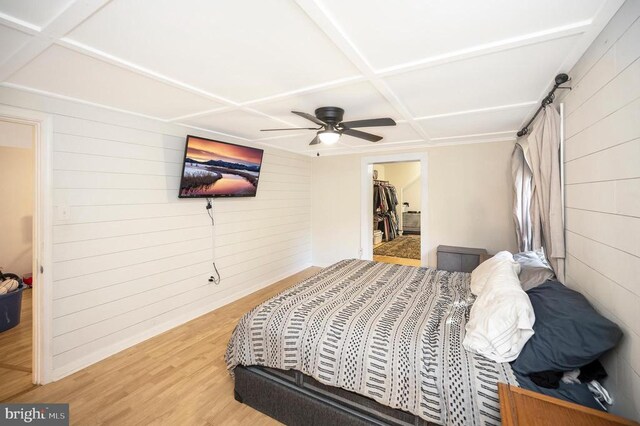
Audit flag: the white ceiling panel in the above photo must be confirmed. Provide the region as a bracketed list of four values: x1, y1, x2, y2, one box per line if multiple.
[320, 0, 607, 70]
[249, 81, 400, 127]
[339, 122, 422, 146]
[304, 144, 356, 155]
[0, 24, 32, 65]
[180, 109, 296, 140]
[430, 133, 515, 146]
[342, 140, 431, 153]
[384, 35, 580, 118]
[0, 0, 622, 156]
[66, 0, 360, 103]
[365, 140, 430, 151]
[7, 45, 225, 119]
[257, 134, 315, 152]
[0, 0, 74, 27]
[417, 104, 534, 138]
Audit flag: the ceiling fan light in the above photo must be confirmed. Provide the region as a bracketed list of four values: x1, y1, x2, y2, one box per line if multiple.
[318, 130, 340, 145]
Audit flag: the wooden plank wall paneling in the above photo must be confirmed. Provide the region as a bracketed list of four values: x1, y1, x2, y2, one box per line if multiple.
[560, 1, 640, 421]
[0, 86, 312, 379]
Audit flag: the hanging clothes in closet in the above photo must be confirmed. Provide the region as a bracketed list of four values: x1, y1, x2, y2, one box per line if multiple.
[373, 180, 399, 241]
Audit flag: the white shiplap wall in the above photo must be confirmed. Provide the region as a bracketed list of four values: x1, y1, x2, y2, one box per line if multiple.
[0, 86, 312, 379]
[561, 1, 640, 420]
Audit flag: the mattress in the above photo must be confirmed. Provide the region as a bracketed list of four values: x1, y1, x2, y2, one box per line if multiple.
[226, 259, 518, 425]
[234, 365, 432, 425]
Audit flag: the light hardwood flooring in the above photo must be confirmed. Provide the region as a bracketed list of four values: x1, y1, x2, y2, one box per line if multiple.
[0, 287, 35, 401]
[372, 255, 421, 267]
[9, 268, 322, 425]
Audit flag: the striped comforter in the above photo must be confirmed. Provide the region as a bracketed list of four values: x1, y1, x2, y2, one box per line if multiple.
[226, 259, 518, 425]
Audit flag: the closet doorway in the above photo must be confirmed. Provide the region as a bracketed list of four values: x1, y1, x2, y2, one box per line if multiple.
[360, 153, 428, 267]
[0, 105, 54, 391]
[0, 119, 37, 400]
[372, 161, 421, 266]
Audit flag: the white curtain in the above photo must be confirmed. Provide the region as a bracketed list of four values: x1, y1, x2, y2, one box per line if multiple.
[512, 106, 565, 282]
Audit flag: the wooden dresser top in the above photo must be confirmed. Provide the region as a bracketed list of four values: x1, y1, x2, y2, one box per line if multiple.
[498, 383, 639, 426]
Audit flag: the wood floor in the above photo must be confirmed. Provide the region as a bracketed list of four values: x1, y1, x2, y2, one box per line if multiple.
[372, 255, 421, 267]
[0, 287, 35, 401]
[8, 268, 322, 425]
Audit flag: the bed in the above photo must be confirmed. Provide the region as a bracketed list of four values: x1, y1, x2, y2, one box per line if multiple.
[226, 259, 518, 425]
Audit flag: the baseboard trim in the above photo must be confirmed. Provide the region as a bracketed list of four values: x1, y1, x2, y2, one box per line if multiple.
[51, 262, 313, 381]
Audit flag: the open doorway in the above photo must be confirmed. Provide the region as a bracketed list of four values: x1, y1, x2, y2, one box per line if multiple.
[0, 119, 37, 400]
[361, 152, 428, 267]
[372, 161, 421, 266]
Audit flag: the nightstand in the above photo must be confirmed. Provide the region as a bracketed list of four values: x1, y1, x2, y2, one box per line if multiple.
[498, 383, 639, 426]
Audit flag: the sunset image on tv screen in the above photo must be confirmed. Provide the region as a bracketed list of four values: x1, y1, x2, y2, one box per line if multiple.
[179, 136, 264, 198]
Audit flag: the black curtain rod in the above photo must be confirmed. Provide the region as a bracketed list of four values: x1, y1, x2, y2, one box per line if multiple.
[517, 73, 571, 137]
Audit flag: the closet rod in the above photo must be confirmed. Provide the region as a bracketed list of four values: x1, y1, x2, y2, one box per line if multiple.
[517, 73, 571, 137]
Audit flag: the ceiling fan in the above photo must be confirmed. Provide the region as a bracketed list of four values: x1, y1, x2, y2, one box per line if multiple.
[260, 107, 396, 145]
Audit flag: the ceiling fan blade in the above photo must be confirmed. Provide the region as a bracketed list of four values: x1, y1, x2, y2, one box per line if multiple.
[309, 135, 321, 145]
[342, 128, 383, 142]
[340, 118, 396, 128]
[292, 111, 326, 126]
[260, 127, 320, 131]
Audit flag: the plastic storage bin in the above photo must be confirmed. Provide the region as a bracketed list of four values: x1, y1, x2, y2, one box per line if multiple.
[373, 230, 383, 245]
[0, 283, 25, 333]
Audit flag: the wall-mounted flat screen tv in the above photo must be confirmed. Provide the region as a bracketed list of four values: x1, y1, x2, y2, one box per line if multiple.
[178, 135, 264, 198]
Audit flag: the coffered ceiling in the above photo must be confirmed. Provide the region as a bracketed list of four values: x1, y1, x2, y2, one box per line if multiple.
[0, 0, 623, 155]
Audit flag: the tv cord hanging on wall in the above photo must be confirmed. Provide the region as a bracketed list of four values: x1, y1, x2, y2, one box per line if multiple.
[206, 197, 221, 285]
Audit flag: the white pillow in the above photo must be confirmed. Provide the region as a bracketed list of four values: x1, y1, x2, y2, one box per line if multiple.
[463, 259, 535, 362]
[470, 251, 517, 295]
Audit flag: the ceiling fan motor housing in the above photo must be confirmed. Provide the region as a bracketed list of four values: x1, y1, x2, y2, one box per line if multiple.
[315, 106, 344, 124]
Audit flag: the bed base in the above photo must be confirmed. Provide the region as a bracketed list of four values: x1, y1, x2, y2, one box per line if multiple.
[234, 366, 433, 426]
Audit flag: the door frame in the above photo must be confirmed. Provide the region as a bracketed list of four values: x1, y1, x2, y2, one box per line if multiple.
[360, 152, 428, 266]
[0, 105, 54, 384]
